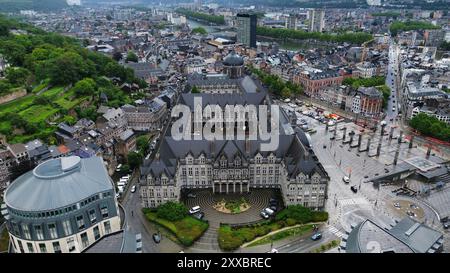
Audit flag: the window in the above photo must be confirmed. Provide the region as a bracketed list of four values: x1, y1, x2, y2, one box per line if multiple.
[34, 225, 44, 240]
[93, 226, 100, 241]
[27, 242, 34, 253]
[100, 205, 109, 218]
[67, 237, 75, 252]
[48, 223, 58, 239]
[39, 243, 47, 253]
[62, 220, 72, 236]
[104, 221, 111, 235]
[76, 215, 85, 230]
[22, 224, 31, 240]
[52, 242, 61, 253]
[80, 232, 89, 249]
[89, 209, 97, 223]
[17, 240, 24, 253]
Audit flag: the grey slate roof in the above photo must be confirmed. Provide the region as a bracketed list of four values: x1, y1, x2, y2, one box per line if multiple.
[5, 156, 113, 212]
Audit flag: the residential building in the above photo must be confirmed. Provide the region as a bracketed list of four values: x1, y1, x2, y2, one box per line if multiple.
[293, 69, 343, 98]
[308, 9, 325, 33]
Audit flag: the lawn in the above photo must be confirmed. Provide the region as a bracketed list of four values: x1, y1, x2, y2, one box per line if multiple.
[143, 210, 209, 246]
[246, 224, 314, 247]
[0, 94, 35, 114]
[54, 89, 87, 110]
[19, 104, 60, 124]
[0, 228, 9, 253]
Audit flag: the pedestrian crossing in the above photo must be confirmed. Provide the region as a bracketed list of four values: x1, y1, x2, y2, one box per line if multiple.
[338, 197, 369, 206]
[328, 226, 345, 238]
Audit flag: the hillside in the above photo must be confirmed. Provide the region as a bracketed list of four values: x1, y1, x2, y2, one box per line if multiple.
[0, 15, 145, 144]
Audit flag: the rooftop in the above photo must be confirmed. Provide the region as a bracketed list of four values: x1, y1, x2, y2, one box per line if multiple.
[5, 156, 114, 212]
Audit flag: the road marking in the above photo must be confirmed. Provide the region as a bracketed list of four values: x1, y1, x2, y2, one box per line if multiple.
[328, 226, 345, 238]
[338, 197, 370, 206]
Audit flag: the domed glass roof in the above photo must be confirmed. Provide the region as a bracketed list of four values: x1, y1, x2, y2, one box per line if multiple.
[223, 51, 244, 66]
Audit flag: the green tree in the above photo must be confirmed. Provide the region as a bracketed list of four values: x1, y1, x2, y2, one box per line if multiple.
[0, 80, 12, 94]
[127, 151, 143, 169]
[0, 40, 26, 66]
[5, 67, 30, 86]
[73, 78, 97, 97]
[48, 51, 90, 85]
[136, 135, 149, 154]
[281, 86, 292, 98]
[126, 51, 138, 63]
[156, 201, 187, 221]
[191, 27, 207, 35]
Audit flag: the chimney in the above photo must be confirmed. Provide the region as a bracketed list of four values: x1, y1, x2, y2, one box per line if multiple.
[210, 141, 215, 157]
[245, 138, 251, 155]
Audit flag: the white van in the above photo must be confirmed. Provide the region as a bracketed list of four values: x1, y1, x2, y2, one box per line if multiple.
[189, 206, 201, 214]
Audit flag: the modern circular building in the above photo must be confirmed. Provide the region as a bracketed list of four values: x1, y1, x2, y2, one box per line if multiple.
[1, 156, 121, 253]
[223, 51, 244, 79]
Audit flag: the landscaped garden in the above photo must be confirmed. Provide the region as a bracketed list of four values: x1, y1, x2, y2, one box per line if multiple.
[142, 202, 209, 247]
[218, 205, 328, 251]
[213, 197, 250, 214]
[245, 224, 314, 247]
[310, 239, 341, 253]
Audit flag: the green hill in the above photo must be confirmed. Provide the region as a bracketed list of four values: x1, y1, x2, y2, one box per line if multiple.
[0, 15, 144, 144]
[0, 0, 68, 12]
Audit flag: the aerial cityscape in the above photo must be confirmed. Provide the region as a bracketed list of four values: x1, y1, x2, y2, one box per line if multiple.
[0, 0, 449, 257]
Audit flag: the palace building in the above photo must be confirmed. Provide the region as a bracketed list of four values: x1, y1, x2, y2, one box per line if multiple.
[139, 59, 330, 211]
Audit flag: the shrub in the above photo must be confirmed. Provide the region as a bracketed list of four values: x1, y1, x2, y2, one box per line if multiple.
[156, 201, 187, 222]
[286, 218, 297, 226]
[275, 205, 313, 224]
[312, 211, 329, 222]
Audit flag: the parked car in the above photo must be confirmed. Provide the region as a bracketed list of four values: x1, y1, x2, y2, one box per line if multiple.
[131, 185, 136, 193]
[342, 176, 350, 184]
[311, 233, 322, 241]
[115, 164, 122, 172]
[443, 221, 450, 229]
[350, 186, 358, 193]
[189, 206, 201, 214]
[187, 193, 197, 198]
[152, 233, 161, 243]
[193, 212, 205, 220]
[269, 198, 278, 206]
[260, 210, 269, 219]
[269, 205, 277, 212]
[264, 207, 275, 216]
